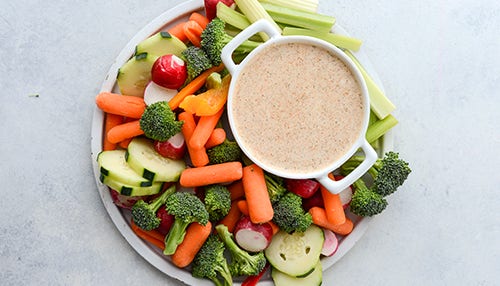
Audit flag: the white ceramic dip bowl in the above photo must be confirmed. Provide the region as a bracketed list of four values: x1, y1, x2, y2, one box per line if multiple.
[222, 20, 377, 194]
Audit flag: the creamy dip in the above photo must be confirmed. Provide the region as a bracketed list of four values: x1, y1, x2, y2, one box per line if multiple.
[230, 42, 365, 175]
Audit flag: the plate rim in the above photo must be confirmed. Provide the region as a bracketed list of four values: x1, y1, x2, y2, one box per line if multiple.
[90, 0, 392, 284]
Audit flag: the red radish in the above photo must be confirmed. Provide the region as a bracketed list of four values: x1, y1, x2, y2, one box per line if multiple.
[339, 185, 353, 209]
[144, 81, 178, 106]
[321, 228, 339, 257]
[151, 54, 187, 89]
[154, 132, 186, 160]
[302, 189, 324, 211]
[156, 206, 175, 235]
[285, 178, 320, 198]
[109, 189, 146, 209]
[204, 0, 235, 20]
[234, 216, 273, 252]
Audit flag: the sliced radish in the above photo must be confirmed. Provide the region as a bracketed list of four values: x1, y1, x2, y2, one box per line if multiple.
[285, 178, 320, 198]
[339, 185, 353, 209]
[234, 216, 273, 252]
[321, 228, 339, 257]
[154, 132, 186, 160]
[109, 189, 146, 209]
[302, 189, 324, 211]
[204, 0, 235, 20]
[156, 205, 175, 235]
[144, 81, 178, 106]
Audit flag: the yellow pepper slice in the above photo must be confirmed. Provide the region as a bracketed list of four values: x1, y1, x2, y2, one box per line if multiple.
[180, 75, 231, 116]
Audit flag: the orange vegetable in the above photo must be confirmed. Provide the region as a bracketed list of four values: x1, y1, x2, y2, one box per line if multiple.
[179, 75, 231, 116]
[103, 113, 123, 150]
[169, 64, 225, 111]
[167, 22, 188, 42]
[107, 120, 144, 144]
[308, 207, 354, 235]
[118, 137, 132, 149]
[189, 108, 224, 150]
[219, 201, 243, 233]
[130, 220, 165, 250]
[242, 164, 274, 224]
[183, 20, 204, 47]
[320, 175, 346, 226]
[268, 221, 280, 235]
[204, 128, 227, 149]
[237, 200, 249, 216]
[171, 221, 212, 268]
[227, 180, 245, 201]
[189, 12, 210, 29]
[178, 112, 209, 167]
[95, 92, 146, 118]
[179, 161, 243, 187]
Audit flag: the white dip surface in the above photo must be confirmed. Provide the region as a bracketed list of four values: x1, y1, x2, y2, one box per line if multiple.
[231, 42, 365, 175]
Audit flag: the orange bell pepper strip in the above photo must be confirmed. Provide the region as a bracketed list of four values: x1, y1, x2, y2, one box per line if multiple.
[179, 75, 231, 116]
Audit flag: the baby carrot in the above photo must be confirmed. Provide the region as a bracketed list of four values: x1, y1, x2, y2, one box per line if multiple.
[118, 137, 132, 149]
[130, 220, 165, 250]
[189, 12, 210, 29]
[171, 221, 212, 268]
[242, 164, 273, 224]
[237, 200, 249, 216]
[103, 113, 123, 150]
[169, 64, 225, 111]
[219, 200, 243, 233]
[268, 221, 280, 235]
[178, 112, 209, 167]
[95, 92, 146, 118]
[107, 120, 144, 144]
[179, 161, 243, 187]
[227, 180, 245, 201]
[204, 128, 226, 149]
[183, 20, 203, 47]
[309, 207, 354, 236]
[320, 175, 346, 226]
[167, 22, 188, 42]
[189, 108, 224, 150]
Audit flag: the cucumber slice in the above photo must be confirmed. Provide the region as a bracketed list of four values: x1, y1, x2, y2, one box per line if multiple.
[117, 52, 156, 97]
[135, 31, 187, 59]
[264, 224, 324, 277]
[100, 174, 164, 196]
[97, 150, 152, 187]
[126, 137, 186, 182]
[271, 261, 322, 286]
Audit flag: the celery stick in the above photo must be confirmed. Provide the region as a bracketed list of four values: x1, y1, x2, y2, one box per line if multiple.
[282, 27, 362, 52]
[216, 2, 251, 30]
[261, 3, 335, 33]
[344, 50, 396, 119]
[259, 0, 318, 13]
[366, 114, 398, 143]
[234, 0, 282, 40]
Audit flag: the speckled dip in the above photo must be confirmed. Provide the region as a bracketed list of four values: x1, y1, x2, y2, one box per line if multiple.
[222, 20, 378, 194]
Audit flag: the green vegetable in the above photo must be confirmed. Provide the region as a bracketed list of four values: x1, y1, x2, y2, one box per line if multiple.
[181, 46, 213, 83]
[366, 114, 398, 144]
[264, 173, 287, 204]
[234, 0, 281, 40]
[215, 224, 267, 276]
[341, 151, 411, 216]
[205, 72, 223, 90]
[282, 27, 363, 52]
[163, 192, 209, 255]
[204, 184, 232, 222]
[192, 235, 233, 286]
[272, 192, 312, 233]
[139, 101, 183, 141]
[260, 0, 319, 13]
[130, 185, 176, 231]
[116, 52, 156, 97]
[207, 139, 242, 164]
[216, 2, 251, 30]
[200, 18, 261, 66]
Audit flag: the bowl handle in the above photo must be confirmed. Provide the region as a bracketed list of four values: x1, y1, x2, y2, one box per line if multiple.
[317, 140, 378, 194]
[221, 19, 281, 74]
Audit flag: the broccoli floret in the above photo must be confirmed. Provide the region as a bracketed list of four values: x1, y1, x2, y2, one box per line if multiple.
[131, 185, 176, 230]
[272, 192, 312, 233]
[163, 192, 209, 255]
[192, 235, 233, 286]
[349, 179, 388, 217]
[264, 173, 287, 204]
[200, 18, 261, 66]
[140, 101, 183, 141]
[343, 151, 411, 197]
[207, 139, 242, 164]
[215, 224, 267, 276]
[204, 185, 232, 222]
[181, 46, 213, 82]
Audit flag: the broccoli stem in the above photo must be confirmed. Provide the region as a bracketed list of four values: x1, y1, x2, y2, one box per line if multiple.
[366, 114, 398, 144]
[150, 185, 176, 212]
[163, 220, 189, 255]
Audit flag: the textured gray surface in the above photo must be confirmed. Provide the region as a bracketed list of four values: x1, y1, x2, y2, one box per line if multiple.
[1, 0, 499, 285]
